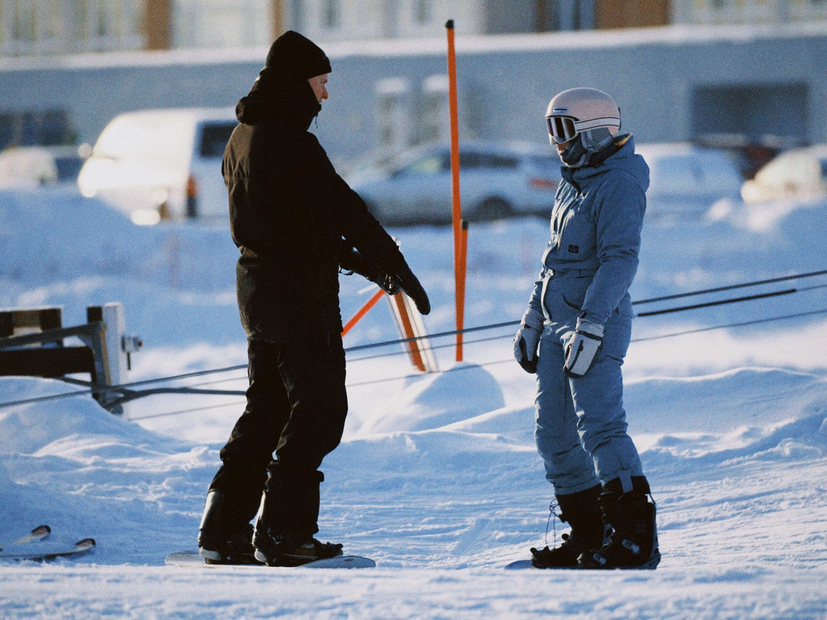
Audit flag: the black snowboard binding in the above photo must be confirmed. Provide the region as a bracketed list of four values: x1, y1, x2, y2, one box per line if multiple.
[252, 465, 343, 567]
[252, 526, 343, 567]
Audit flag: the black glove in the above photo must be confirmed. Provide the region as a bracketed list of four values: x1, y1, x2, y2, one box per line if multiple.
[394, 262, 431, 315]
[513, 307, 543, 374]
[340, 244, 400, 294]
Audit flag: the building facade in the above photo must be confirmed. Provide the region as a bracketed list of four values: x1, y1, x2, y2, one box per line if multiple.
[3, 1, 823, 59]
[672, 0, 827, 25]
[0, 1, 825, 157]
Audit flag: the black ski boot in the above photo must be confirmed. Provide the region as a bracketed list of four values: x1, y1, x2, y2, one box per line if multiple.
[530, 484, 606, 568]
[252, 465, 343, 567]
[198, 490, 260, 565]
[577, 477, 661, 570]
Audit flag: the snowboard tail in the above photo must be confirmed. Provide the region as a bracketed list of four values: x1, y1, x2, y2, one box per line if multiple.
[166, 550, 375, 569]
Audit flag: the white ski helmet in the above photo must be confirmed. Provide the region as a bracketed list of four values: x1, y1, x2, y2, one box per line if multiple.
[545, 87, 621, 146]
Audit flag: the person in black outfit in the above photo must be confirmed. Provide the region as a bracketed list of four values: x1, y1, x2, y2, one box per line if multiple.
[198, 31, 430, 567]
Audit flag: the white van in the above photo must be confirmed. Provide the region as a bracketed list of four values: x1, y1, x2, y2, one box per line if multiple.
[78, 108, 237, 225]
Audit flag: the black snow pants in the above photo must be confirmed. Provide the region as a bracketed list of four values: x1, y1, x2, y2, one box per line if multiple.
[208, 333, 348, 535]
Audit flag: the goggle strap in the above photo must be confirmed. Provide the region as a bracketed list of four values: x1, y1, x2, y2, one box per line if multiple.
[575, 117, 621, 132]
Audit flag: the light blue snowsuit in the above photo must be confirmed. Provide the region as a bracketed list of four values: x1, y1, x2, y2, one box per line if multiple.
[528, 135, 649, 495]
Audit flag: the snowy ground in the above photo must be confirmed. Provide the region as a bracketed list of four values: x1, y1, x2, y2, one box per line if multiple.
[1, 185, 827, 618]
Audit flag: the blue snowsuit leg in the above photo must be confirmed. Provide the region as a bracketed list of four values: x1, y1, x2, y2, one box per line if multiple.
[535, 277, 644, 495]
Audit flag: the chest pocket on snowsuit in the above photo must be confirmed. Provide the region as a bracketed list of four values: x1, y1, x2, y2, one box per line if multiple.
[552, 189, 596, 263]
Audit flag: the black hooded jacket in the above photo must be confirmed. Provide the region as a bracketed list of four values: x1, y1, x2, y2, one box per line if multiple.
[224, 67, 404, 343]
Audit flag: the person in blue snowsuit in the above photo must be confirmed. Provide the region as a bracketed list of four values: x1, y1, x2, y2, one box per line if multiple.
[513, 87, 660, 570]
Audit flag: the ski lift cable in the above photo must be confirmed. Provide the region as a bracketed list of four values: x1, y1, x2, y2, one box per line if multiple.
[631, 268, 827, 306]
[130, 398, 246, 421]
[105, 305, 827, 422]
[2, 270, 827, 411]
[2, 297, 826, 411]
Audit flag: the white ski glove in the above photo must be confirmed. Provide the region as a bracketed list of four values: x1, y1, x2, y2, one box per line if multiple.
[564, 317, 604, 377]
[513, 307, 544, 374]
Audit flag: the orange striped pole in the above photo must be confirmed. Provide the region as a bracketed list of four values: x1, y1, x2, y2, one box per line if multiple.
[341, 288, 385, 337]
[392, 294, 427, 372]
[446, 19, 466, 362]
[457, 221, 468, 361]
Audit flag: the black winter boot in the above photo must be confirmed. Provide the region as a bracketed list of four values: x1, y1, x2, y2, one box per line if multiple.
[198, 490, 260, 564]
[578, 477, 661, 570]
[530, 484, 606, 568]
[252, 465, 343, 567]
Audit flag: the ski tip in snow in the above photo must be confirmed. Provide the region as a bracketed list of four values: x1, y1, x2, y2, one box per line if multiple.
[504, 559, 535, 570]
[0, 534, 95, 562]
[16, 525, 52, 545]
[0, 524, 53, 551]
[166, 551, 376, 569]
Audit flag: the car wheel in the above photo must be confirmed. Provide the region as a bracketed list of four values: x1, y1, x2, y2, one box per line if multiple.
[472, 197, 512, 221]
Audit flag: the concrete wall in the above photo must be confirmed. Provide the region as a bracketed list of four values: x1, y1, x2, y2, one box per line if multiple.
[0, 24, 824, 163]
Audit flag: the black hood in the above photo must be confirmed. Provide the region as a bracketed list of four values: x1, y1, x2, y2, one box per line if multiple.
[236, 31, 331, 129]
[265, 30, 331, 82]
[236, 66, 321, 129]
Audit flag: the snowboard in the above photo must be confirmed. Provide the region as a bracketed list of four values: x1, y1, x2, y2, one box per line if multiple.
[166, 550, 375, 569]
[0, 525, 95, 562]
[504, 559, 535, 570]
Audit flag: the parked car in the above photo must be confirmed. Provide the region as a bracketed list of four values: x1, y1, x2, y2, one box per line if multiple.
[77, 108, 237, 225]
[635, 143, 745, 220]
[344, 142, 561, 225]
[0, 145, 89, 189]
[740, 145, 827, 203]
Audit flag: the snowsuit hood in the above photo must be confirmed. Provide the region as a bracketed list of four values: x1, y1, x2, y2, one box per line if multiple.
[562, 134, 649, 195]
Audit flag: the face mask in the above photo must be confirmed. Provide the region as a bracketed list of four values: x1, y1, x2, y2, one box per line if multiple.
[558, 129, 614, 168]
[558, 137, 589, 168]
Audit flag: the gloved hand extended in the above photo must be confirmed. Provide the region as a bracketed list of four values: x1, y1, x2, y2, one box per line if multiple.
[394, 262, 431, 315]
[513, 307, 544, 374]
[371, 271, 401, 295]
[564, 317, 604, 377]
[339, 245, 401, 295]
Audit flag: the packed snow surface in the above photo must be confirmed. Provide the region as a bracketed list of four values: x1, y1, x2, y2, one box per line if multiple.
[1, 185, 827, 618]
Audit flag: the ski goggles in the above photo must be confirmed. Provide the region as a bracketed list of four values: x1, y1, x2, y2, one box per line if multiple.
[546, 115, 621, 144]
[546, 115, 578, 145]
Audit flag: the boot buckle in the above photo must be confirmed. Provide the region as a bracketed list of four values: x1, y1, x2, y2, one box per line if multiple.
[621, 539, 641, 555]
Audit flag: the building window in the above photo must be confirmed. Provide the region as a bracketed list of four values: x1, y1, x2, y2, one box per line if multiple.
[96, 1, 109, 37]
[414, 0, 432, 24]
[322, 0, 339, 29]
[42, 0, 64, 43]
[12, 1, 36, 43]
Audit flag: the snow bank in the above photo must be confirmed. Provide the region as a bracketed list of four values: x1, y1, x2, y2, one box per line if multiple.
[2, 186, 827, 616]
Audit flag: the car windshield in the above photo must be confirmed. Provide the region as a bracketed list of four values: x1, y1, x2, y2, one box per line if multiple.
[54, 155, 85, 182]
[396, 153, 449, 176]
[460, 152, 519, 170]
[199, 122, 237, 157]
